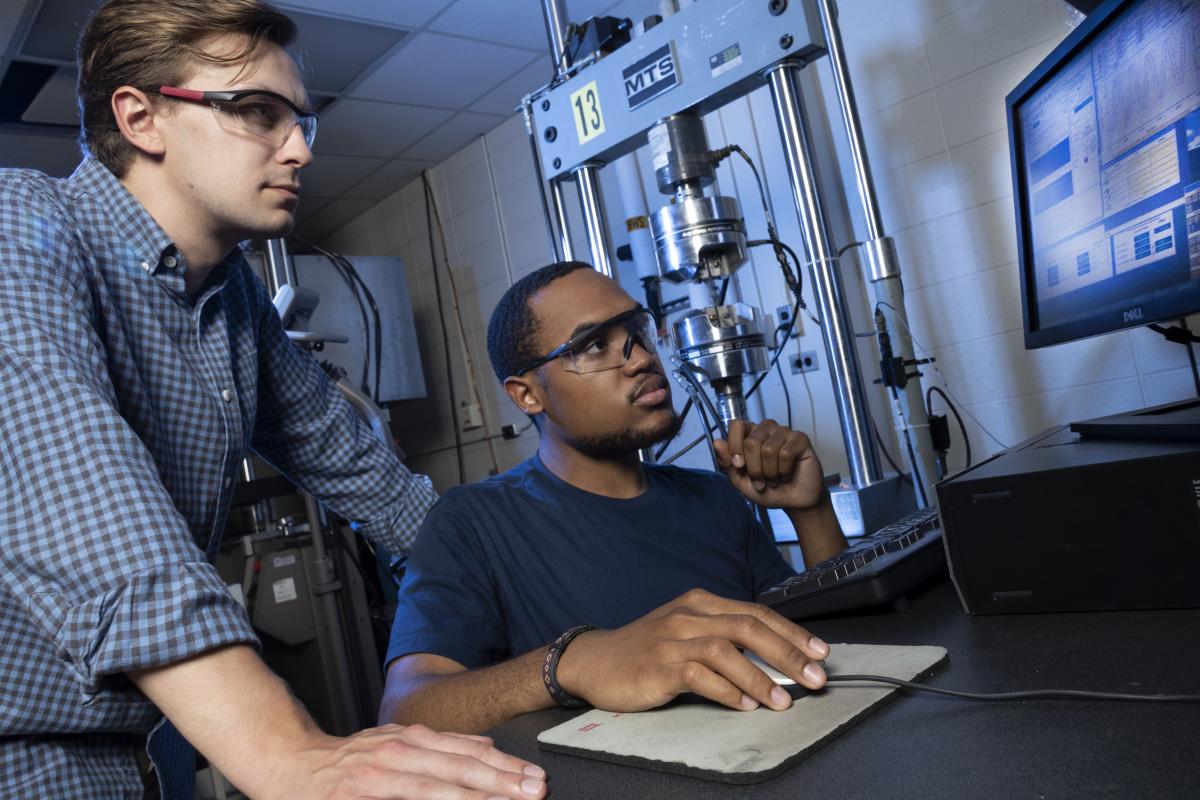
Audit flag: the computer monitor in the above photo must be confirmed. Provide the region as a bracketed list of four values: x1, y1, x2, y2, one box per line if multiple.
[1008, 0, 1200, 350]
[1007, 0, 1200, 440]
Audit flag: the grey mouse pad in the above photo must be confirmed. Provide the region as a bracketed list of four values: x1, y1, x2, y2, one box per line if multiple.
[537, 642, 948, 784]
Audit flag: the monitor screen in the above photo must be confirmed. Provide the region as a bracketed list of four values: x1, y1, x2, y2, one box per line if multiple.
[1010, 0, 1200, 348]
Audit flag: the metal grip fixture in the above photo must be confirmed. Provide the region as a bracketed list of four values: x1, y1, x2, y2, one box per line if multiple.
[672, 303, 770, 429]
[648, 113, 749, 283]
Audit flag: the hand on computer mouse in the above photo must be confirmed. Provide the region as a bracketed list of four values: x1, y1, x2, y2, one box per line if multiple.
[555, 588, 829, 714]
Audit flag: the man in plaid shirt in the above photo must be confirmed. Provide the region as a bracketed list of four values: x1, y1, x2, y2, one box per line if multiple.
[0, 1, 547, 798]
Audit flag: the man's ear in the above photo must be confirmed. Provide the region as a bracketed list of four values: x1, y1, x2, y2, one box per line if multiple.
[503, 375, 545, 420]
[111, 86, 167, 158]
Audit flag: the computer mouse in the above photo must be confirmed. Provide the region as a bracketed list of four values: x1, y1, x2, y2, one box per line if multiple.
[743, 651, 812, 700]
[743, 651, 795, 685]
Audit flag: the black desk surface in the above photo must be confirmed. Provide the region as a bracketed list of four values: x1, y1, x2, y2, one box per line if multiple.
[489, 578, 1200, 798]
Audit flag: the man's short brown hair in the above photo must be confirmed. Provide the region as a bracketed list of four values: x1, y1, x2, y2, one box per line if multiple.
[77, 0, 297, 176]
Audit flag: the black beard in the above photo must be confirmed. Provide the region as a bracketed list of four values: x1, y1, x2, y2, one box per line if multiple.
[568, 410, 684, 458]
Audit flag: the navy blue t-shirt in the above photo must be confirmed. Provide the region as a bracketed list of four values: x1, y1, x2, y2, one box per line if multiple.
[386, 455, 796, 669]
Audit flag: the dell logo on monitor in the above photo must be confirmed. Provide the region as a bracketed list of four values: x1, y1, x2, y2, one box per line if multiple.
[1123, 307, 1144, 323]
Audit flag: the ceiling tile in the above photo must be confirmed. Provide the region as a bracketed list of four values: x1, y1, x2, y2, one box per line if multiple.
[295, 195, 335, 225]
[1, 0, 34, 58]
[0, 131, 80, 175]
[279, 0, 448, 28]
[349, 32, 534, 108]
[401, 110, 506, 162]
[429, 0, 550, 52]
[302, 153, 386, 197]
[287, 10, 408, 95]
[18, 0, 93, 63]
[344, 158, 431, 200]
[315, 99, 452, 158]
[21, 66, 77, 125]
[467, 57, 547, 116]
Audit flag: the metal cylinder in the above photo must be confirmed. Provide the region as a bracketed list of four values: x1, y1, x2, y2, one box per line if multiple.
[548, 179, 575, 262]
[713, 378, 749, 428]
[814, 0, 883, 241]
[542, 0, 572, 76]
[574, 162, 614, 277]
[648, 114, 715, 195]
[765, 60, 883, 488]
[814, 0, 938, 506]
[264, 238, 296, 296]
[651, 195, 748, 282]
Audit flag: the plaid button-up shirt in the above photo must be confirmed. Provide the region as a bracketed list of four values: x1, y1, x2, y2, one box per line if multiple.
[0, 159, 437, 798]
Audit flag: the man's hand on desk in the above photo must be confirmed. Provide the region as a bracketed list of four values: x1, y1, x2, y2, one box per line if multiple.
[278, 724, 547, 800]
[130, 645, 547, 800]
[556, 588, 829, 713]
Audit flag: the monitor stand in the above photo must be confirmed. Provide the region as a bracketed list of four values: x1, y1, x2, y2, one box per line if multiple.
[1069, 397, 1200, 441]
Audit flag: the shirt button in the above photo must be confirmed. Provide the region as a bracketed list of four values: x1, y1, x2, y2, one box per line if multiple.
[221, 388, 233, 402]
[224, 476, 233, 489]
[141, 261, 151, 272]
[164, 255, 178, 268]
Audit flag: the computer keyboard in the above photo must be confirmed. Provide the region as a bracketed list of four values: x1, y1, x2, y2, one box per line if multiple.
[759, 506, 945, 620]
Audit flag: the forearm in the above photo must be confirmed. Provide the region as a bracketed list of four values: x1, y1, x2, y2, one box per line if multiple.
[130, 644, 326, 800]
[785, 489, 847, 566]
[381, 648, 555, 734]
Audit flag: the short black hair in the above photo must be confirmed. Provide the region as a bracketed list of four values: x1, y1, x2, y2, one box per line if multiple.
[486, 261, 592, 382]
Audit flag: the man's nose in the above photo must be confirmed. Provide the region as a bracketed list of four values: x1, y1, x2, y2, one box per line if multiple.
[278, 122, 313, 168]
[622, 335, 657, 372]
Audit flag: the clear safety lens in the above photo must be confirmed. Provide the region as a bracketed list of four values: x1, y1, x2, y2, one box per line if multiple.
[214, 93, 316, 149]
[561, 310, 657, 374]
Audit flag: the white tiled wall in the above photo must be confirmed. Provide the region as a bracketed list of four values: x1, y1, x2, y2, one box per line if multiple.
[320, 0, 1199, 494]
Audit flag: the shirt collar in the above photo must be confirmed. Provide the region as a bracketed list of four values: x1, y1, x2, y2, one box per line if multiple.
[66, 158, 241, 299]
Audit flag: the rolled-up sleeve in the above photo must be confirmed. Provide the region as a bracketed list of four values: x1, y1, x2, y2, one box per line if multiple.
[0, 182, 257, 697]
[246, 277, 437, 553]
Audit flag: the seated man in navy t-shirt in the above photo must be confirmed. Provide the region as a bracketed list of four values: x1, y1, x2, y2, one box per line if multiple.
[380, 261, 848, 733]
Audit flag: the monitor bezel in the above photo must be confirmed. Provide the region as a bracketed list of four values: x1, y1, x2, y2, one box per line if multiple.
[1007, 0, 1200, 349]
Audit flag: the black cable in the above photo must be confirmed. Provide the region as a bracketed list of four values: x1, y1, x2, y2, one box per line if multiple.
[675, 362, 728, 440]
[332, 252, 383, 403]
[339, 255, 382, 403]
[825, 674, 1200, 703]
[744, 296, 800, 400]
[717, 277, 730, 304]
[292, 242, 372, 395]
[772, 323, 793, 431]
[926, 384, 972, 469]
[1148, 318, 1200, 397]
[748, 238, 821, 327]
[719, 144, 806, 312]
[422, 172, 465, 485]
[548, 24, 583, 86]
[654, 398, 692, 461]
[660, 296, 801, 466]
[685, 377, 721, 470]
[662, 429, 707, 465]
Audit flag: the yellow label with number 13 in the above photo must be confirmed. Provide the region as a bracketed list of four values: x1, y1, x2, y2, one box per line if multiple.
[570, 81, 606, 145]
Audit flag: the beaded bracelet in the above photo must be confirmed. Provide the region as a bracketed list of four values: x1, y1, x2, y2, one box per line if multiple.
[542, 624, 597, 708]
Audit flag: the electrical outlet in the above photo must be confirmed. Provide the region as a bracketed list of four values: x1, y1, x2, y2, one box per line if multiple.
[775, 304, 801, 338]
[790, 350, 819, 374]
[459, 400, 483, 431]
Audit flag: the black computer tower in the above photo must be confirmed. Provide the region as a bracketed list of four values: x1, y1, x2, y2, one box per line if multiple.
[935, 425, 1200, 614]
